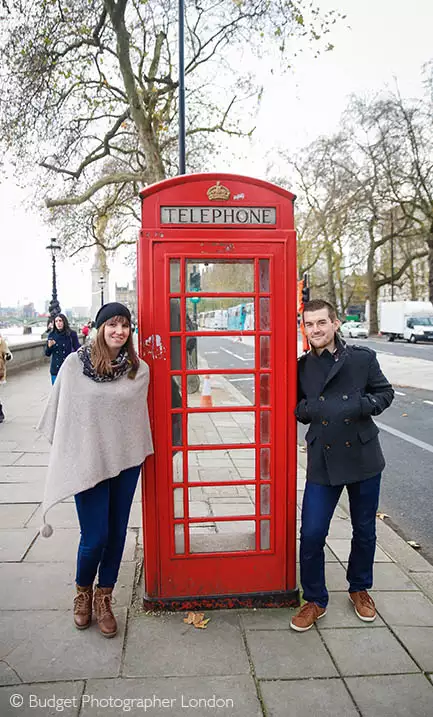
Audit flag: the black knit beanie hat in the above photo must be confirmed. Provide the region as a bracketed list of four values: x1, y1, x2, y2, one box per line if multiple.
[95, 302, 131, 329]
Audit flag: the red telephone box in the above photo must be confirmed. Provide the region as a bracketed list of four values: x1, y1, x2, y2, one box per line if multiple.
[138, 173, 299, 609]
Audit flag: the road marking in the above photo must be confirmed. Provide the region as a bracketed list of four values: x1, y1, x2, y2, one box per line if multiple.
[230, 377, 254, 382]
[220, 347, 252, 362]
[376, 421, 433, 455]
[423, 400, 433, 406]
[375, 350, 395, 356]
[203, 351, 219, 355]
[395, 391, 406, 396]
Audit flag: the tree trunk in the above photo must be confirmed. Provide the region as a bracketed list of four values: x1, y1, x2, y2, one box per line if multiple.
[325, 241, 337, 308]
[367, 247, 379, 334]
[428, 229, 433, 304]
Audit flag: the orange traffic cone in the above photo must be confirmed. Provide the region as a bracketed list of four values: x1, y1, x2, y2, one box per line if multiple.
[200, 375, 213, 408]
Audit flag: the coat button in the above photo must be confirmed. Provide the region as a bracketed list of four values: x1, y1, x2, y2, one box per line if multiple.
[342, 394, 348, 400]
[319, 395, 325, 401]
[345, 441, 351, 447]
[344, 418, 351, 424]
[325, 444, 331, 450]
[322, 419, 328, 426]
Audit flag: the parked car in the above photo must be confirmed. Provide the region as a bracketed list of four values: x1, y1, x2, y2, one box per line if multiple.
[340, 322, 368, 339]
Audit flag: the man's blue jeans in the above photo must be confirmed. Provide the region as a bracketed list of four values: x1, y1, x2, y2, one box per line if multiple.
[300, 474, 381, 607]
[74, 464, 141, 588]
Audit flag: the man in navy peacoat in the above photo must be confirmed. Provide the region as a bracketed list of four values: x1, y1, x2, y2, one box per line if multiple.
[291, 299, 394, 632]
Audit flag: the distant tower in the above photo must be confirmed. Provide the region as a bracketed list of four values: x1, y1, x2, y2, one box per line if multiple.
[91, 246, 109, 320]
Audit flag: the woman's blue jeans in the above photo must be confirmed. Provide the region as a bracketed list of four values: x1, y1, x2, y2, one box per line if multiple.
[300, 474, 381, 608]
[74, 464, 141, 588]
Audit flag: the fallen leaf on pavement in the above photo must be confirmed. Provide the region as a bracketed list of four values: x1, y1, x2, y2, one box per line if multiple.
[407, 540, 421, 549]
[376, 512, 390, 520]
[183, 611, 210, 629]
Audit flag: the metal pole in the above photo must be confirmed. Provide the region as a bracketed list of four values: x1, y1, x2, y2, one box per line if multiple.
[52, 253, 58, 305]
[178, 0, 186, 174]
[47, 239, 61, 319]
[390, 211, 394, 301]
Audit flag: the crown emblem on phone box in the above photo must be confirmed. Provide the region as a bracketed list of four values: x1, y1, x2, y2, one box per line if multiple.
[207, 182, 231, 201]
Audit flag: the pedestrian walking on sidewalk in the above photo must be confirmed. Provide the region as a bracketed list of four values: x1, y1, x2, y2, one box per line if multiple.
[291, 299, 394, 632]
[38, 302, 153, 638]
[0, 332, 13, 423]
[45, 314, 80, 384]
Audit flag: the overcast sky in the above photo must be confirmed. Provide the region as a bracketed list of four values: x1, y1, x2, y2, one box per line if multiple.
[1, 0, 432, 314]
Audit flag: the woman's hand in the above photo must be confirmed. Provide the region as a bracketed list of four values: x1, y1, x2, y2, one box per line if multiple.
[47, 339, 56, 348]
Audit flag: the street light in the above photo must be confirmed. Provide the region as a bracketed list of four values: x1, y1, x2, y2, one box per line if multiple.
[98, 274, 105, 307]
[45, 237, 61, 319]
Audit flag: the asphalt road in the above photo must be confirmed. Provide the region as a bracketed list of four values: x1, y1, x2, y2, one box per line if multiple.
[343, 334, 433, 361]
[198, 333, 433, 566]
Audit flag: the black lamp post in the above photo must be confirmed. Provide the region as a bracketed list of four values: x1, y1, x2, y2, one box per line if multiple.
[98, 274, 105, 307]
[45, 237, 61, 319]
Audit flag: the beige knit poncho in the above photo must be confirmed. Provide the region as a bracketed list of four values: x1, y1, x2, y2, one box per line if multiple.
[38, 352, 154, 536]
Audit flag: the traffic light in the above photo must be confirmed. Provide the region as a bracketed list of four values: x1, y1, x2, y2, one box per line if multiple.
[301, 273, 310, 304]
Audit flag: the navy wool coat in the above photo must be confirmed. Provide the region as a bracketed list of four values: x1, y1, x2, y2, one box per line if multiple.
[295, 342, 394, 486]
[45, 330, 80, 376]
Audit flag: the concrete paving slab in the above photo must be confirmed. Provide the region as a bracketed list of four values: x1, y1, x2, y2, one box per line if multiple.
[123, 611, 250, 678]
[0, 529, 39, 561]
[0, 453, 23, 467]
[327, 516, 353, 539]
[260, 678, 359, 717]
[0, 504, 38, 529]
[246, 629, 338, 679]
[13, 453, 49, 467]
[0, 442, 19, 452]
[409, 571, 433, 601]
[392, 627, 433, 671]
[341, 561, 419, 591]
[0, 611, 62, 660]
[5, 609, 127, 683]
[376, 519, 433, 573]
[24, 529, 137, 563]
[0, 466, 47, 482]
[239, 607, 294, 631]
[0, 482, 43, 503]
[372, 590, 433, 626]
[316, 591, 385, 629]
[0, 680, 83, 717]
[345, 674, 433, 717]
[326, 539, 392, 562]
[82, 675, 261, 717]
[323, 562, 349, 591]
[127, 502, 143, 528]
[322, 626, 419, 676]
[0, 662, 21, 686]
[0, 562, 135, 610]
[27, 503, 79, 530]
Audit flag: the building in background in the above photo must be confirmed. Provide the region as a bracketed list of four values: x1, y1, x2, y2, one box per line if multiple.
[115, 277, 137, 321]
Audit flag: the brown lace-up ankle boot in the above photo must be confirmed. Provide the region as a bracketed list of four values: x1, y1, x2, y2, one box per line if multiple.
[93, 586, 117, 638]
[73, 584, 93, 629]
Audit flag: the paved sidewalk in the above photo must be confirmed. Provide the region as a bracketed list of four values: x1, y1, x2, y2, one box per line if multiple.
[1, 365, 433, 716]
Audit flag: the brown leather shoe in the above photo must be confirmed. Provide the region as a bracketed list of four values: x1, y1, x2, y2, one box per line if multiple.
[290, 601, 327, 632]
[73, 584, 93, 629]
[93, 586, 117, 638]
[349, 590, 376, 622]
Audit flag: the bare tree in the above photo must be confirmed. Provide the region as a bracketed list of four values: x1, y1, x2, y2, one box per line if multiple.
[0, 0, 343, 220]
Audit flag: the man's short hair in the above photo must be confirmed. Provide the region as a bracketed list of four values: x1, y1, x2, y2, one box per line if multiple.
[303, 299, 338, 322]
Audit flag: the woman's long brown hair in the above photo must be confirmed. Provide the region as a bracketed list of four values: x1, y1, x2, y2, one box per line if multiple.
[91, 316, 139, 379]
